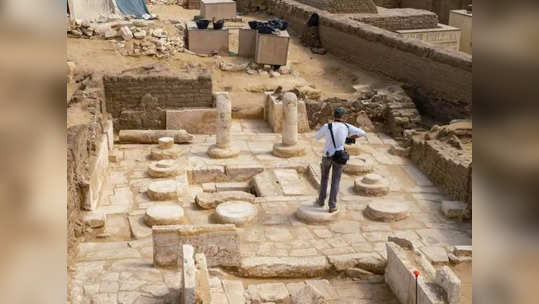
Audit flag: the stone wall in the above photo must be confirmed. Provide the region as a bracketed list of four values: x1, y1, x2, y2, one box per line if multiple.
[67, 125, 91, 264]
[305, 85, 421, 138]
[295, 0, 378, 14]
[153, 224, 241, 268]
[351, 7, 439, 31]
[401, 0, 472, 24]
[257, 0, 472, 123]
[103, 65, 213, 130]
[409, 121, 472, 203]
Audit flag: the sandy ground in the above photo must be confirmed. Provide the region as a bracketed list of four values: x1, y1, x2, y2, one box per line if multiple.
[67, 4, 398, 126]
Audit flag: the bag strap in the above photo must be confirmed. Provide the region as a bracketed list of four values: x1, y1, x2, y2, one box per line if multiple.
[328, 123, 337, 149]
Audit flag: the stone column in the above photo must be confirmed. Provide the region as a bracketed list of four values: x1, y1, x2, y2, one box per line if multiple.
[208, 93, 240, 158]
[272, 92, 306, 158]
[282, 92, 298, 146]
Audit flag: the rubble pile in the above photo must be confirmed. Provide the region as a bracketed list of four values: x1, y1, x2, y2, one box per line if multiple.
[217, 58, 293, 77]
[305, 85, 421, 137]
[68, 17, 188, 58]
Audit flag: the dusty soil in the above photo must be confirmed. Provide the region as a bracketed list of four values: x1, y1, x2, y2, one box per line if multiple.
[67, 4, 397, 124]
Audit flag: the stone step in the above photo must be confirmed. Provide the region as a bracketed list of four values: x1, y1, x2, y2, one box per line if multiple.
[239, 256, 330, 278]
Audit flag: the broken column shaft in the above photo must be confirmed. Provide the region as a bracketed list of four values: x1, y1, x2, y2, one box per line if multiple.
[272, 92, 306, 158]
[208, 92, 240, 159]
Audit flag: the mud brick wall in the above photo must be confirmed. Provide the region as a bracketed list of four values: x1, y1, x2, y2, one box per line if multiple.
[103, 71, 212, 130]
[401, 0, 472, 24]
[256, 0, 471, 122]
[351, 8, 438, 31]
[295, 0, 378, 13]
[410, 138, 472, 202]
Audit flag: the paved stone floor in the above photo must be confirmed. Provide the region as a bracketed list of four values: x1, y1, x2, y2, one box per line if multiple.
[70, 119, 472, 304]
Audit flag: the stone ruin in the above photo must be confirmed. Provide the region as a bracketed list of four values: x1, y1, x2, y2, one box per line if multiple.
[295, 0, 378, 14]
[67, 1, 472, 301]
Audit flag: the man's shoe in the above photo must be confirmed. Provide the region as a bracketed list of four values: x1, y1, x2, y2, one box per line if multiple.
[329, 207, 338, 213]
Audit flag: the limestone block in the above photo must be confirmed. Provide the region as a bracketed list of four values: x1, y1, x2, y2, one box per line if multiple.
[225, 164, 264, 181]
[84, 136, 109, 211]
[354, 174, 389, 196]
[120, 26, 133, 41]
[222, 280, 245, 304]
[239, 28, 256, 58]
[364, 201, 409, 222]
[385, 243, 445, 304]
[252, 171, 282, 197]
[119, 129, 193, 144]
[147, 180, 178, 201]
[196, 191, 255, 209]
[144, 204, 185, 226]
[216, 201, 258, 227]
[188, 166, 227, 184]
[305, 280, 338, 301]
[182, 245, 196, 304]
[435, 266, 460, 304]
[420, 246, 449, 265]
[158, 137, 174, 149]
[200, 0, 237, 20]
[178, 224, 240, 267]
[290, 283, 327, 304]
[248, 283, 290, 304]
[187, 24, 229, 54]
[104, 119, 114, 151]
[239, 256, 330, 278]
[195, 253, 212, 304]
[327, 253, 386, 273]
[215, 182, 251, 192]
[255, 30, 289, 66]
[166, 108, 217, 135]
[295, 205, 340, 224]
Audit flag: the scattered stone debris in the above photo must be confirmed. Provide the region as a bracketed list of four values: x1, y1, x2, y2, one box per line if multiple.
[68, 17, 186, 58]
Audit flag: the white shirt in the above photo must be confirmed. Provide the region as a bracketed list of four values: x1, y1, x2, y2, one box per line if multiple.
[315, 122, 366, 156]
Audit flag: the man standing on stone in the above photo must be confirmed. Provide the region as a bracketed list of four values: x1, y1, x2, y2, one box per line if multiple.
[314, 107, 366, 213]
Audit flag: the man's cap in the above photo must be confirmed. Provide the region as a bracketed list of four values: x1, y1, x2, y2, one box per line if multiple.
[334, 107, 345, 117]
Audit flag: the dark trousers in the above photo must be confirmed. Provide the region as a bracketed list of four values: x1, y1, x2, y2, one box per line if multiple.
[317, 156, 344, 209]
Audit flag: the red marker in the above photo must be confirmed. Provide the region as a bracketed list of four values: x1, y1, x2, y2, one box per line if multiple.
[413, 270, 420, 304]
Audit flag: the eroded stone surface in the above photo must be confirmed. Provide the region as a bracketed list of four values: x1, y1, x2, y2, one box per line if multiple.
[365, 201, 409, 222]
[296, 205, 340, 224]
[147, 159, 181, 178]
[147, 180, 178, 200]
[354, 174, 389, 196]
[158, 137, 174, 149]
[272, 143, 306, 158]
[150, 146, 184, 160]
[195, 191, 255, 209]
[239, 256, 330, 278]
[144, 204, 185, 226]
[344, 155, 375, 175]
[216, 201, 258, 227]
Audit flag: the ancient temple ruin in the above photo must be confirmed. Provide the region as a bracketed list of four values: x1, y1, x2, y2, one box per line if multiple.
[67, 0, 472, 303]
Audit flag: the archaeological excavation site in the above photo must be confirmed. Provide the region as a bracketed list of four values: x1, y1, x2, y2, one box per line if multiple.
[67, 0, 472, 303]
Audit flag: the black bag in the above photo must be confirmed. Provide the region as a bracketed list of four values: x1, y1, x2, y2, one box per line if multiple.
[328, 123, 349, 165]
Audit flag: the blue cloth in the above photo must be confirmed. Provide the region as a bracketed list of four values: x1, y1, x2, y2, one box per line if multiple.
[115, 0, 150, 18]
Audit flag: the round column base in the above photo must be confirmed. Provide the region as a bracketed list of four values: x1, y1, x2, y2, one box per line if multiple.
[272, 143, 306, 158]
[207, 144, 240, 159]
